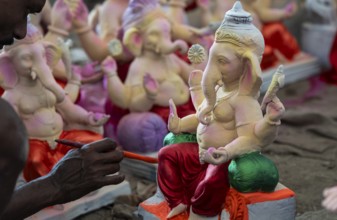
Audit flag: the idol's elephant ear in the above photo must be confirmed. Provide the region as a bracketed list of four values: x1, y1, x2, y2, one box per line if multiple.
[239, 50, 262, 97]
[123, 27, 143, 57]
[0, 53, 17, 89]
[43, 41, 62, 69]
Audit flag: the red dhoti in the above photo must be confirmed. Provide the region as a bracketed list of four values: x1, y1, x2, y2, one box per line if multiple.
[158, 143, 230, 217]
[24, 130, 102, 182]
[151, 98, 195, 123]
[263, 22, 300, 59]
[261, 22, 301, 69]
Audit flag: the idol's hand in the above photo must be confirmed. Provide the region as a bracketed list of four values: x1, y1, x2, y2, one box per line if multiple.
[265, 97, 285, 124]
[168, 99, 181, 134]
[202, 147, 229, 165]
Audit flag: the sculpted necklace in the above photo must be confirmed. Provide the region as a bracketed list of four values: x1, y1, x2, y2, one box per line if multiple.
[216, 84, 239, 103]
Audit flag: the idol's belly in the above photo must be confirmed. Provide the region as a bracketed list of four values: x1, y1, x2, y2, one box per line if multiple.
[23, 108, 63, 139]
[155, 81, 190, 106]
[197, 121, 237, 150]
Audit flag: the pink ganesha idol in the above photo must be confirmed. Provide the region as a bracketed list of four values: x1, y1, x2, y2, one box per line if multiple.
[143, 2, 287, 219]
[102, 0, 198, 152]
[0, 22, 109, 182]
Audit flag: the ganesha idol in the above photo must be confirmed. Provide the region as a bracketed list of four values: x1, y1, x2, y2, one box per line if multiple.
[159, 0, 200, 24]
[0, 23, 109, 182]
[200, 0, 303, 70]
[102, 0, 196, 152]
[148, 2, 286, 219]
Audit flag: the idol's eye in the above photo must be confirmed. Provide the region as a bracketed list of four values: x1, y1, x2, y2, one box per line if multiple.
[20, 53, 33, 69]
[218, 59, 228, 64]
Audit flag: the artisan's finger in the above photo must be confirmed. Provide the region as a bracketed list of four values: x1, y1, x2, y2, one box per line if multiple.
[83, 138, 117, 152]
[99, 174, 125, 187]
[98, 150, 124, 163]
[97, 163, 121, 176]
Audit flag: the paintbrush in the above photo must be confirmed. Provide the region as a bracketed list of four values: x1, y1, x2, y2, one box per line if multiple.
[55, 139, 158, 164]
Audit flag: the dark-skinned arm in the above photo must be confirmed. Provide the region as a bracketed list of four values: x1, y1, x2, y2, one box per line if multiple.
[1, 139, 125, 220]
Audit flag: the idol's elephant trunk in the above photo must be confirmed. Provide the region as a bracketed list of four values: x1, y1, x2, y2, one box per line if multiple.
[32, 61, 66, 103]
[198, 64, 222, 124]
[158, 39, 188, 55]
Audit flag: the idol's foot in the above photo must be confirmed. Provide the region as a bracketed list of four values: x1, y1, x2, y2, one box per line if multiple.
[167, 203, 187, 219]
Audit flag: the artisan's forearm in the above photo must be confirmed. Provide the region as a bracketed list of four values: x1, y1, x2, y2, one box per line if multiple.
[1, 176, 59, 220]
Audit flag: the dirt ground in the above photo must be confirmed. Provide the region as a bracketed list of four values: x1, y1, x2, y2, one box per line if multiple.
[267, 153, 337, 219]
[265, 77, 337, 219]
[78, 78, 337, 219]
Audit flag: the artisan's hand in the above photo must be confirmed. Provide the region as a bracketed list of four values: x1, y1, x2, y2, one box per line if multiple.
[50, 0, 73, 32]
[87, 112, 110, 126]
[48, 138, 124, 204]
[265, 97, 285, 123]
[168, 99, 181, 134]
[322, 185, 337, 212]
